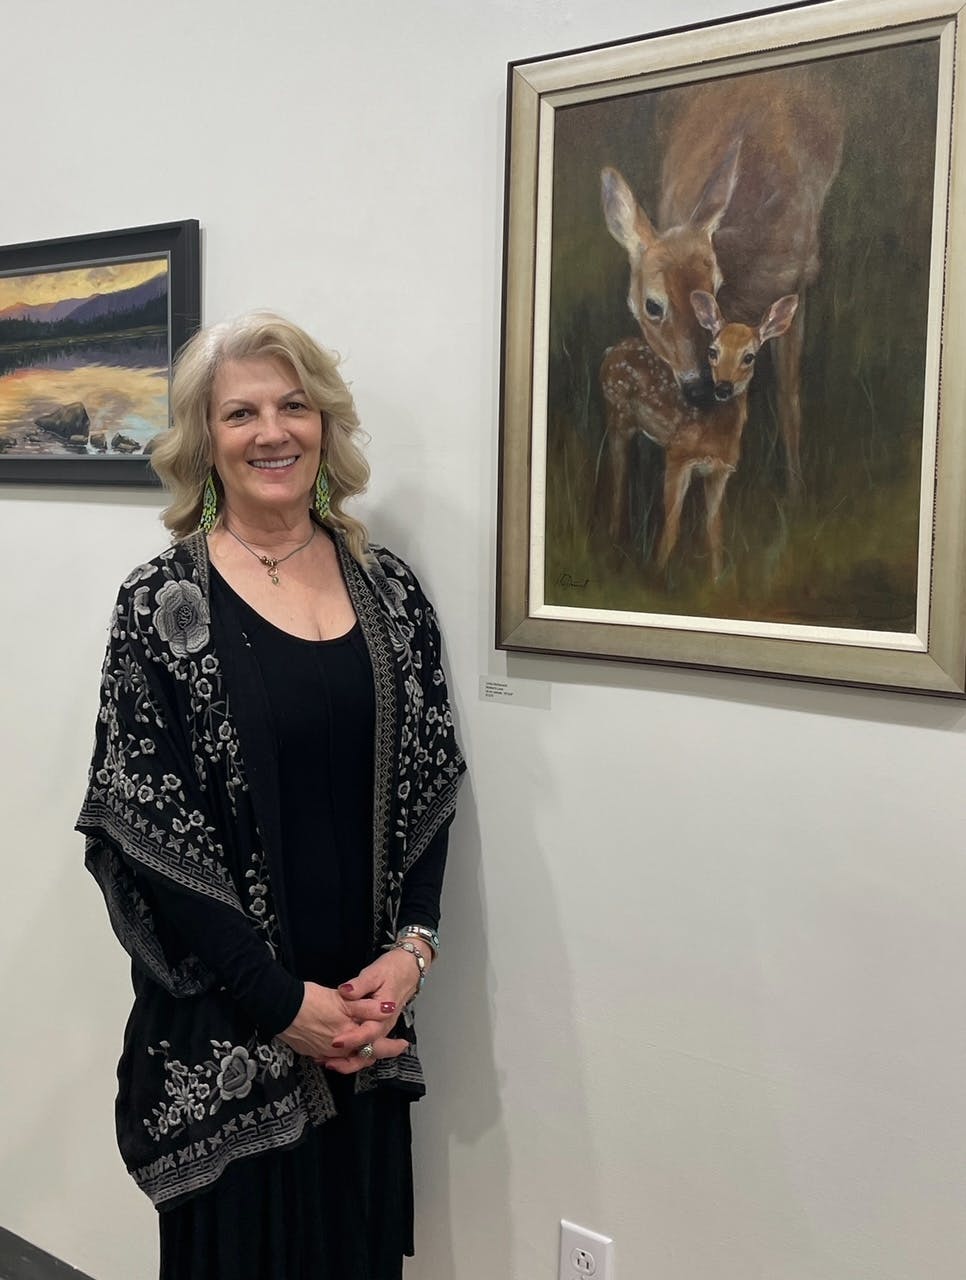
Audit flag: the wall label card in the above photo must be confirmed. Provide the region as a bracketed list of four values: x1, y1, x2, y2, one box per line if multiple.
[479, 675, 552, 710]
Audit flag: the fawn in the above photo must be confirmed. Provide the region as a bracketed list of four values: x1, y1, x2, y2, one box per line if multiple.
[600, 289, 799, 581]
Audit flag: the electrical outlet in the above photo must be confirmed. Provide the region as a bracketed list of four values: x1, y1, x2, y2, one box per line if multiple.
[559, 1220, 614, 1280]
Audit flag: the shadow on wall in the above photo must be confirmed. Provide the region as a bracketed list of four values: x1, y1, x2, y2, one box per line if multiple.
[507, 646, 966, 734]
[372, 489, 512, 1273]
[374, 487, 599, 1278]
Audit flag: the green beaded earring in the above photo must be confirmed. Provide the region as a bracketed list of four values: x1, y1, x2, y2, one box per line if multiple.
[314, 461, 331, 520]
[199, 472, 218, 533]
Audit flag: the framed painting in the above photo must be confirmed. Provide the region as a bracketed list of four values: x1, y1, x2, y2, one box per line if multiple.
[497, 0, 966, 695]
[0, 220, 200, 486]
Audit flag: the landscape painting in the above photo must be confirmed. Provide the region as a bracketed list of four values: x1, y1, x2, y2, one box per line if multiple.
[498, 2, 966, 693]
[0, 221, 200, 485]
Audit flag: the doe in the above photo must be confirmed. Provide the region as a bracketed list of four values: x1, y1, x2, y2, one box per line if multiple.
[600, 290, 798, 580]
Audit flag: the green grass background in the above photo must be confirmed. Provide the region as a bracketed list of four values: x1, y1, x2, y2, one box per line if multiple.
[544, 40, 939, 630]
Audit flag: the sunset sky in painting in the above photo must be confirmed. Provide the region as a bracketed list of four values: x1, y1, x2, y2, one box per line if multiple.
[0, 257, 167, 309]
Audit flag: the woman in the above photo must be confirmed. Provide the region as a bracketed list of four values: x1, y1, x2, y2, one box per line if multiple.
[77, 311, 465, 1279]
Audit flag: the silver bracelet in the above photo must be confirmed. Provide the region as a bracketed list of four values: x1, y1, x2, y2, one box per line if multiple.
[392, 940, 427, 993]
[396, 924, 440, 958]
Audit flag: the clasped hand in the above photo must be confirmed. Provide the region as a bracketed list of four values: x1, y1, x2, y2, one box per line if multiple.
[278, 949, 424, 1075]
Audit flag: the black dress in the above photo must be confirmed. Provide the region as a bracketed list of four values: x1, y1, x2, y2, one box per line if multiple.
[152, 567, 448, 1280]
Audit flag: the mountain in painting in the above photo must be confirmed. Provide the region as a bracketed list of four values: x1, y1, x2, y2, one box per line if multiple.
[0, 273, 167, 327]
[0, 297, 87, 323]
[0, 270, 169, 348]
[68, 273, 167, 324]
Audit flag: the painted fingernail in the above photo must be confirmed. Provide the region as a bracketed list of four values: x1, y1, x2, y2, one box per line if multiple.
[380, 1002, 397, 1013]
[332, 1040, 345, 1049]
[339, 983, 354, 994]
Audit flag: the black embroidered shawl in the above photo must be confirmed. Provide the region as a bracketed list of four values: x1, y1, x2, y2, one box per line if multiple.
[77, 530, 465, 1209]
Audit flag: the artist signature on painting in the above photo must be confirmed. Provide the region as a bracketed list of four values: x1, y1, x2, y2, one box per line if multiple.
[557, 572, 590, 590]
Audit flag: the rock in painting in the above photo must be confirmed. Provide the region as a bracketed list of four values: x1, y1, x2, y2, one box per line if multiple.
[90, 432, 107, 452]
[34, 402, 90, 442]
[143, 433, 164, 455]
[111, 432, 140, 454]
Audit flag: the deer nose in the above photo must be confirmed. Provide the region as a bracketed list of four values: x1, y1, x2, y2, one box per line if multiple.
[681, 373, 715, 407]
[714, 381, 734, 402]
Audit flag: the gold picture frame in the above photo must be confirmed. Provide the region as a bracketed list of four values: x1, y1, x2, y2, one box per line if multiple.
[497, 0, 966, 695]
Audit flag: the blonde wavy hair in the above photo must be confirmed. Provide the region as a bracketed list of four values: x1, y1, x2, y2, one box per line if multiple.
[151, 310, 370, 562]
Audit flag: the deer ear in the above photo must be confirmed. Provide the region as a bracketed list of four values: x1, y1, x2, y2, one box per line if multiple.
[690, 139, 741, 235]
[759, 293, 799, 343]
[602, 167, 658, 254]
[690, 290, 723, 335]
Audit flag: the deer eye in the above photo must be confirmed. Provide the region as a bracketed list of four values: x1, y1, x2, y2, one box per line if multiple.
[644, 297, 664, 321]
[742, 352, 755, 366]
[708, 347, 719, 363]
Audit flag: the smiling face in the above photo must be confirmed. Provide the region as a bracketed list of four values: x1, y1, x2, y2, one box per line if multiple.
[208, 354, 322, 525]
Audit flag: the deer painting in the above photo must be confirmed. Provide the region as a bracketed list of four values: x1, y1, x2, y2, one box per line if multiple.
[601, 68, 843, 502]
[600, 291, 799, 580]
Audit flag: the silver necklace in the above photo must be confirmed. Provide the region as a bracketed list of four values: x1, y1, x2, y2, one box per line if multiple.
[224, 524, 316, 585]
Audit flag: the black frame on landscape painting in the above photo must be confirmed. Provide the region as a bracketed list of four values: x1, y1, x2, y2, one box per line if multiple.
[0, 220, 200, 487]
[497, 0, 966, 696]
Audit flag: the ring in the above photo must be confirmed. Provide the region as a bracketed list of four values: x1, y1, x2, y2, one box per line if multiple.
[359, 1043, 375, 1060]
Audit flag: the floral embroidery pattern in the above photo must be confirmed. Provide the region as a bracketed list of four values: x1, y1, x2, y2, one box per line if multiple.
[144, 1038, 294, 1142]
[122, 561, 159, 590]
[132, 1087, 308, 1206]
[81, 554, 273, 966]
[152, 579, 210, 657]
[245, 845, 279, 949]
[137, 574, 244, 798]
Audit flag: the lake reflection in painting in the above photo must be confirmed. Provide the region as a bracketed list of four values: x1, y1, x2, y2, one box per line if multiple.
[0, 257, 170, 459]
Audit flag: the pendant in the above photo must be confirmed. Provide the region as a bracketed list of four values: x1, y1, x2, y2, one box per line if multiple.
[260, 556, 280, 586]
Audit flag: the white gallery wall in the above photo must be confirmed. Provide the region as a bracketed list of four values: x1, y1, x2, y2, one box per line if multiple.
[2, 1, 966, 1277]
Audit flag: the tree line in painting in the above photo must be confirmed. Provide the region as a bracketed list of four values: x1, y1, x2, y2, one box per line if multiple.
[0, 275, 167, 348]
